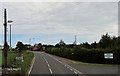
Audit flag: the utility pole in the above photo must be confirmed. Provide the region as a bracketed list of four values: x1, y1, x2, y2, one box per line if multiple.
[73, 35, 77, 45]
[75, 35, 76, 45]
[3, 8, 8, 75]
[29, 38, 31, 45]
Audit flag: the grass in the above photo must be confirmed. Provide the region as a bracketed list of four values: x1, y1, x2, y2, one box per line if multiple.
[72, 60, 120, 66]
[16, 51, 34, 74]
[3, 50, 34, 74]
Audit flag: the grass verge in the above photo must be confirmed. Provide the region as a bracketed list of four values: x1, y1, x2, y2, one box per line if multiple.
[72, 60, 120, 66]
[3, 51, 34, 75]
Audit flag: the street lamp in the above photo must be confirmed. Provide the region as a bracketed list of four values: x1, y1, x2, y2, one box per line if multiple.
[8, 20, 13, 51]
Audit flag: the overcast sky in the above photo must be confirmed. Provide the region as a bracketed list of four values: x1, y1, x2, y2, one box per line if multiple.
[0, 1, 118, 47]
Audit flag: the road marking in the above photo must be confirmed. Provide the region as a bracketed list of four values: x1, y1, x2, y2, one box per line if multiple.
[70, 68, 73, 71]
[43, 56, 53, 74]
[54, 58, 62, 64]
[46, 53, 84, 75]
[65, 64, 84, 74]
[28, 56, 35, 76]
[49, 68, 53, 74]
[74, 71, 77, 74]
[67, 66, 69, 68]
[48, 64, 50, 67]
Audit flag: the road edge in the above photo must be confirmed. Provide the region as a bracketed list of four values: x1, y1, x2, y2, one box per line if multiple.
[27, 55, 35, 76]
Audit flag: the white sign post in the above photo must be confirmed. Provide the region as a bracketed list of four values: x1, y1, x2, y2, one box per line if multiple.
[104, 53, 113, 64]
[16, 54, 24, 62]
[104, 53, 113, 59]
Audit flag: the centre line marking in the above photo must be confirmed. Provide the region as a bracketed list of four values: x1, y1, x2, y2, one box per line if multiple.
[46, 53, 85, 75]
[48, 64, 50, 67]
[70, 69, 73, 71]
[43, 56, 53, 74]
[49, 68, 53, 73]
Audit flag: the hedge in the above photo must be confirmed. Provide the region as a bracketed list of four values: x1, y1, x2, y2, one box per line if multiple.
[45, 47, 120, 64]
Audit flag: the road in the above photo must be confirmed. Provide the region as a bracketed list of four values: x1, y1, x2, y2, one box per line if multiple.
[30, 51, 119, 76]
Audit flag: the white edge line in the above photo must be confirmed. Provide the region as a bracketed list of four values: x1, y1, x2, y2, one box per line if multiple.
[74, 71, 77, 74]
[46, 53, 85, 75]
[27, 56, 35, 76]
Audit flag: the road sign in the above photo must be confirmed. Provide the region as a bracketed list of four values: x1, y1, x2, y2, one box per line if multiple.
[104, 53, 113, 59]
[16, 56, 24, 62]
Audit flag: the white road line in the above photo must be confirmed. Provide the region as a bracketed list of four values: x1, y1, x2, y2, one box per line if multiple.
[43, 57, 49, 64]
[54, 58, 62, 63]
[74, 71, 77, 74]
[70, 69, 73, 71]
[43, 56, 53, 74]
[49, 68, 53, 74]
[66, 64, 84, 74]
[67, 66, 70, 68]
[46, 53, 84, 75]
[28, 56, 35, 76]
[48, 64, 50, 67]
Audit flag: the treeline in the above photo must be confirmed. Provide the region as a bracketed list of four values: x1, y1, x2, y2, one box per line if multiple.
[45, 33, 120, 64]
[15, 42, 43, 51]
[80, 33, 120, 49]
[15, 41, 30, 52]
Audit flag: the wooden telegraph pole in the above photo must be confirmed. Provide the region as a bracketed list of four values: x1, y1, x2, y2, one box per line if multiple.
[3, 8, 8, 75]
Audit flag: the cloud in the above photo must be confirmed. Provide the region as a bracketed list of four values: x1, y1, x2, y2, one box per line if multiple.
[0, 2, 118, 45]
[1, 0, 120, 2]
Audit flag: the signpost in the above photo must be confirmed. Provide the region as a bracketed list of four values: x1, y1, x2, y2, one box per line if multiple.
[104, 53, 113, 64]
[104, 53, 113, 59]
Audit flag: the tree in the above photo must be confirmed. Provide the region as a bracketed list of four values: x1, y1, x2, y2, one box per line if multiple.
[36, 43, 42, 51]
[55, 39, 66, 47]
[16, 41, 27, 52]
[38, 43, 42, 46]
[59, 39, 66, 45]
[99, 33, 112, 48]
[80, 42, 91, 48]
[91, 41, 97, 48]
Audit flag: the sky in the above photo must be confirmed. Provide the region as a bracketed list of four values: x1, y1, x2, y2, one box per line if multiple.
[0, 0, 119, 47]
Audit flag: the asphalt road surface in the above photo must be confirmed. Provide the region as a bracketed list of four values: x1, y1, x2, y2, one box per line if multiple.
[0, 67, 1, 76]
[30, 51, 119, 76]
